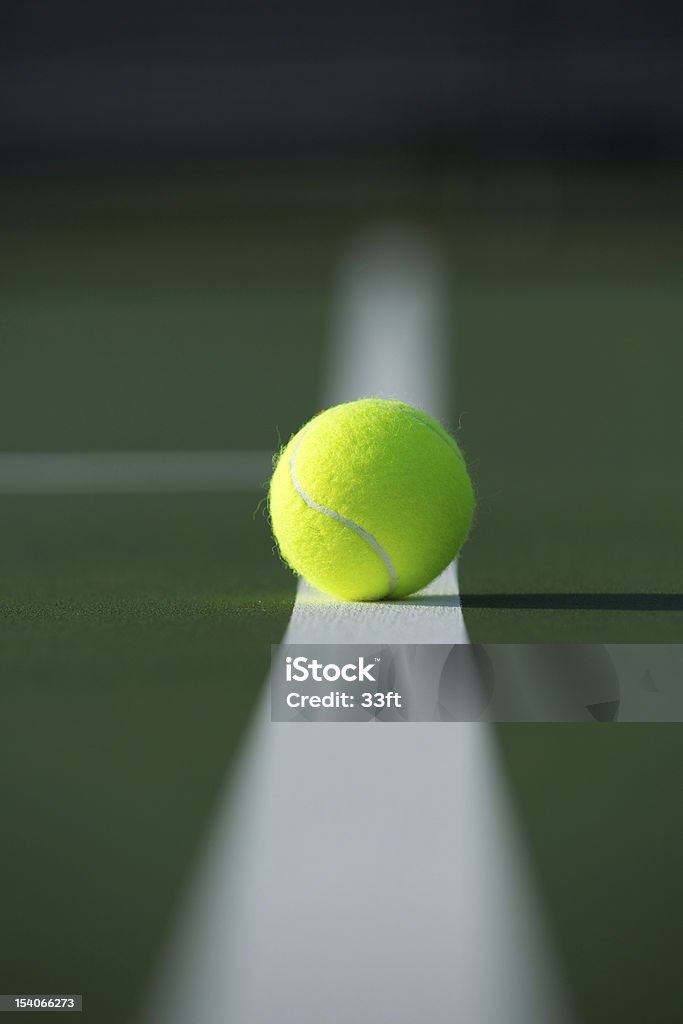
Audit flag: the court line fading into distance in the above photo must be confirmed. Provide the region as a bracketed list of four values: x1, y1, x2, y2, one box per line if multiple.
[0, 451, 270, 493]
[140, 226, 576, 1024]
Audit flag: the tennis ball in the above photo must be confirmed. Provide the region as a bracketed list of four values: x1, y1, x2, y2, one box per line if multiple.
[269, 398, 474, 602]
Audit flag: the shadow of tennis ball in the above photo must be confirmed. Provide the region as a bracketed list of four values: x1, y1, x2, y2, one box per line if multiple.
[519, 645, 620, 722]
[437, 645, 495, 721]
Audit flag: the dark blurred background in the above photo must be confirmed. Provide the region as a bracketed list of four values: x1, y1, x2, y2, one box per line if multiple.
[3, 0, 682, 168]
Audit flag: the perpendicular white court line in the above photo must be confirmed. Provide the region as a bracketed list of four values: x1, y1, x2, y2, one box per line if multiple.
[141, 227, 575, 1024]
[0, 451, 272, 493]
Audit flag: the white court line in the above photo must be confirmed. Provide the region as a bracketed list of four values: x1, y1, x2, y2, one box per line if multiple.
[0, 451, 272, 493]
[141, 227, 575, 1024]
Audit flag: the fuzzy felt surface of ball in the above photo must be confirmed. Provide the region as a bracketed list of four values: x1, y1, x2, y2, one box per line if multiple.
[269, 398, 474, 601]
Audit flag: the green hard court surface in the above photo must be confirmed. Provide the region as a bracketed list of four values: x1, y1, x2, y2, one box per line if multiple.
[1, 170, 682, 1023]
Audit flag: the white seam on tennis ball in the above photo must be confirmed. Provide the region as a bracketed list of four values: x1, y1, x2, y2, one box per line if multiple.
[289, 428, 398, 596]
[399, 407, 464, 461]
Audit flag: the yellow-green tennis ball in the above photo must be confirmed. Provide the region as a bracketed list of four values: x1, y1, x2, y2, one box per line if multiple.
[269, 398, 474, 602]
